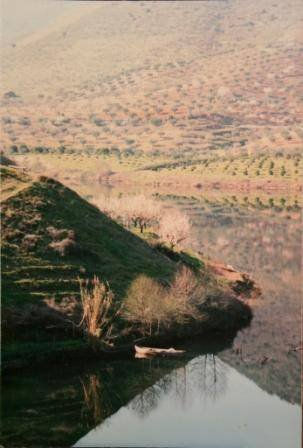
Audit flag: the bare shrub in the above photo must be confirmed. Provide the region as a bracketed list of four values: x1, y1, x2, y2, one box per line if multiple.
[159, 210, 191, 249]
[49, 237, 75, 256]
[126, 195, 162, 232]
[3, 298, 79, 330]
[44, 295, 79, 314]
[4, 228, 23, 242]
[47, 226, 67, 240]
[123, 267, 205, 336]
[22, 234, 40, 250]
[122, 275, 165, 335]
[78, 276, 120, 347]
[3, 304, 52, 329]
[165, 266, 205, 325]
[48, 227, 76, 256]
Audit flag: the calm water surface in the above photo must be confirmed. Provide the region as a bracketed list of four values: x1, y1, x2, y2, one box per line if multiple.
[75, 356, 300, 448]
[2, 190, 301, 447]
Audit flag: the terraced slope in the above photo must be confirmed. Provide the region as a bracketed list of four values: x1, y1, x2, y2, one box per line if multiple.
[0, 164, 32, 200]
[1, 167, 175, 305]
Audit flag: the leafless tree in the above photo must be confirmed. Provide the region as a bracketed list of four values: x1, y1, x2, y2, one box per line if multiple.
[96, 194, 163, 233]
[159, 209, 191, 249]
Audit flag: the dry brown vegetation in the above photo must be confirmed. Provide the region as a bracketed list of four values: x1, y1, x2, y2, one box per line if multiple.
[95, 192, 193, 250]
[1, 0, 302, 188]
[78, 276, 120, 347]
[122, 266, 206, 337]
[96, 194, 162, 233]
[159, 210, 191, 249]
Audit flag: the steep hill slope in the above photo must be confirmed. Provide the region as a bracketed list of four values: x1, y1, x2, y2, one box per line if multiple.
[1, 166, 175, 307]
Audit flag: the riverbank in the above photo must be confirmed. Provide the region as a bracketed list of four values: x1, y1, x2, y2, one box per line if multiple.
[1, 166, 258, 373]
[2, 256, 258, 373]
[2, 297, 252, 374]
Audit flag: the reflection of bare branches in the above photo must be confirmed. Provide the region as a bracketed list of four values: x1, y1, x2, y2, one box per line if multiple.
[173, 366, 187, 409]
[187, 355, 228, 403]
[80, 373, 119, 428]
[81, 374, 102, 427]
[79, 355, 228, 428]
[130, 385, 161, 418]
[130, 373, 173, 418]
[130, 355, 228, 419]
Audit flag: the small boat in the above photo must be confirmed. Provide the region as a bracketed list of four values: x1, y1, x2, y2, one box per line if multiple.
[134, 345, 185, 358]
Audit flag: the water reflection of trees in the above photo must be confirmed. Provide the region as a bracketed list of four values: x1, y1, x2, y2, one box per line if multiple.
[130, 355, 227, 418]
[80, 371, 125, 428]
[187, 354, 227, 403]
[3, 338, 234, 448]
[81, 374, 103, 427]
[79, 358, 184, 427]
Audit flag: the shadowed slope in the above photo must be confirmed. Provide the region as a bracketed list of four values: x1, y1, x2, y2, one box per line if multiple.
[1, 167, 175, 306]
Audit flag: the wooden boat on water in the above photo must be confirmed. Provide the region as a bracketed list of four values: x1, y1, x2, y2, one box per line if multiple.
[134, 345, 185, 358]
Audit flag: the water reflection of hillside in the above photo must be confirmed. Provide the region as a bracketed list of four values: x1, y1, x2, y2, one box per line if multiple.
[1, 339, 232, 447]
[75, 354, 301, 448]
[1, 359, 179, 447]
[167, 194, 301, 404]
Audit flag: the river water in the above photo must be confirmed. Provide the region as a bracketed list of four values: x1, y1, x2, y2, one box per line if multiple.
[2, 188, 301, 447]
[75, 356, 300, 448]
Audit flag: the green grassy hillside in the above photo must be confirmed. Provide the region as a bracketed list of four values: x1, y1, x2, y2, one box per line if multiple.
[1, 166, 175, 308]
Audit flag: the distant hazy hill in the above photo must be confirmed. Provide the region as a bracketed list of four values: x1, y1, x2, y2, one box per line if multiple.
[1, 0, 302, 159]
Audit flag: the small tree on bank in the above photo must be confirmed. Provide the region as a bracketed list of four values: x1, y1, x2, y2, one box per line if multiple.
[122, 275, 165, 335]
[96, 194, 162, 233]
[159, 210, 191, 249]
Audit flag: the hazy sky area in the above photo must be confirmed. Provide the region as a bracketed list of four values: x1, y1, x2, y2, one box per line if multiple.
[0, 0, 77, 47]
